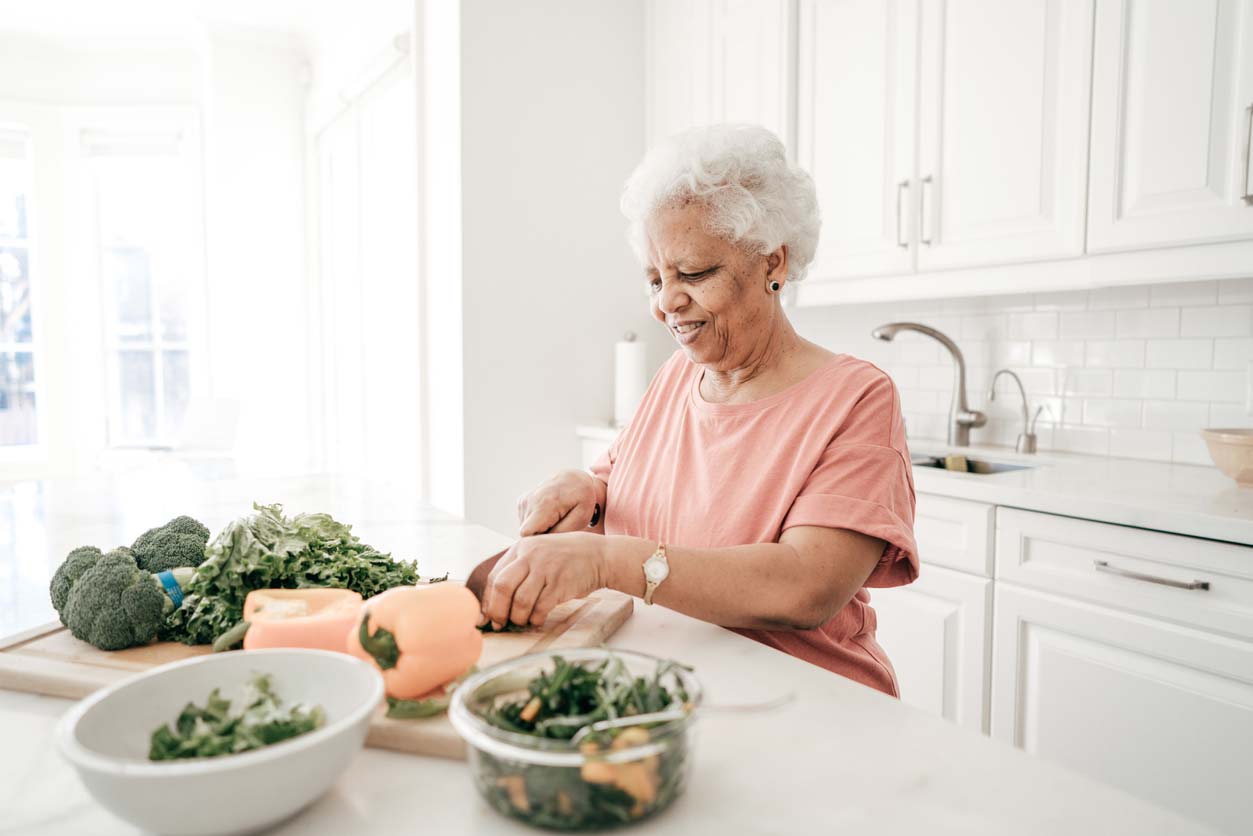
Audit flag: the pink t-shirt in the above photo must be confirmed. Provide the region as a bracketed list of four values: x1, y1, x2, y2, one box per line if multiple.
[590, 350, 918, 696]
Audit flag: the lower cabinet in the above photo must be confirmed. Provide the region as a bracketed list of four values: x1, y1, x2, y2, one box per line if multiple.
[990, 582, 1253, 835]
[871, 563, 992, 733]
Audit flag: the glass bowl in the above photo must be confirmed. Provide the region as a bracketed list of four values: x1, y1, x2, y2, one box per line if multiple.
[448, 648, 702, 831]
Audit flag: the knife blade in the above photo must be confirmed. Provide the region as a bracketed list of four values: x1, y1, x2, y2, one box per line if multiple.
[465, 548, 508, 603]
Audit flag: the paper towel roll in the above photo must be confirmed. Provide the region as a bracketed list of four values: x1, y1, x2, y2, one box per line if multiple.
[614, 334, 648, 428]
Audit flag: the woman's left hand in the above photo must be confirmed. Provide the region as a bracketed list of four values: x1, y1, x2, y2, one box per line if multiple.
[479, 531, 608, 629]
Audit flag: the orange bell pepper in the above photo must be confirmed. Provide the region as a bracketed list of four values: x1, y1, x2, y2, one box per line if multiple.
[346, 582, 483, 700]
[241, 588, 363, 653]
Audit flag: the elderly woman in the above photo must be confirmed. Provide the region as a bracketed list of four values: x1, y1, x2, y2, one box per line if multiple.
[480, 124, 918, 696]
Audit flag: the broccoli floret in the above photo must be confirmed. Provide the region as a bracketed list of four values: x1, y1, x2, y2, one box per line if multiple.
[64, 549, 194, 651]
[49, 546, 104, 625]
[132, 516, 210, 573]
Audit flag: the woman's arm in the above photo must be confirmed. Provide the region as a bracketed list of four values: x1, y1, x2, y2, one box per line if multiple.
[603, 526, 885, 630]
[480, 525, 885, 631]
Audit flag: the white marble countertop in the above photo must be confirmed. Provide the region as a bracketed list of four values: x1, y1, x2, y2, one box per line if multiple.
[906, 442, 1253, 546]
[0, 473, 1220, 835]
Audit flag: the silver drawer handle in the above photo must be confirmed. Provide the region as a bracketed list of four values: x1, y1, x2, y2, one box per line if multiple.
[1093, 560, 1210, 591]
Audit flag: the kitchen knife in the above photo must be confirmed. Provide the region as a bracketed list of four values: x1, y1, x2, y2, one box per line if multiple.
[466, 503, 601, 605]
[465, 548, 508, 603]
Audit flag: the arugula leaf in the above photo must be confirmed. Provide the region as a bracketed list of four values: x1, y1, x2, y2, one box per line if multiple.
[148, 673, 325, 761]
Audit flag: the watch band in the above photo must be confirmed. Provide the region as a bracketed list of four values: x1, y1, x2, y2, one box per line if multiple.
[643, 542, 668, 605]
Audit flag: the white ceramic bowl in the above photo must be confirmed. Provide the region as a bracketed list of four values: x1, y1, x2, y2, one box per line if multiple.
[57, 648, 384, 836]
[1200, 428, 1253, 486]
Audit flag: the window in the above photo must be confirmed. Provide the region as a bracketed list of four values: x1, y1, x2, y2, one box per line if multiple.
[0, 127, 36, 448]
[85, 130, 198, 447]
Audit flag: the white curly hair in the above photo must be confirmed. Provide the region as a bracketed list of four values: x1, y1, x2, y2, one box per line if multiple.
[620, 124, 821, 283]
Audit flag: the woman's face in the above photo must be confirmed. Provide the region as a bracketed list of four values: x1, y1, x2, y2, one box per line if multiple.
[643, 201, 785, 370]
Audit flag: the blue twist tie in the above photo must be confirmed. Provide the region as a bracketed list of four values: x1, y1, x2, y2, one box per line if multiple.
[157, 570, 185, 608]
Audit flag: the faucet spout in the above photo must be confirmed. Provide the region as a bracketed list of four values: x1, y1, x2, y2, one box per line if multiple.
[871, 321, 987, 446]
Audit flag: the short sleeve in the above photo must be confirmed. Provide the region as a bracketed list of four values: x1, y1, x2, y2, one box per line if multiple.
[781, 373, 918, 588]
[588, 430, 622, 486]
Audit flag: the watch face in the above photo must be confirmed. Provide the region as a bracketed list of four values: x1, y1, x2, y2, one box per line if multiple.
[644, 556, 669, 583]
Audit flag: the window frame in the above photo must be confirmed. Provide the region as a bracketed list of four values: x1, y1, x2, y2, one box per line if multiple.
[72, 106, 208, 451]
[0, 105, 53, 465]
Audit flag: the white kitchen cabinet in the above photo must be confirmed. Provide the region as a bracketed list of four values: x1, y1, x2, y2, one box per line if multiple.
[797, 0, 917, 279]
[1088, 0, 1253, 252]
[871, 492, 994, 731]
[991, 582, 1253, 835]
[915, 0, 1094, 270]
[872, 562, 992, 732]
[645, 0, 794, 151]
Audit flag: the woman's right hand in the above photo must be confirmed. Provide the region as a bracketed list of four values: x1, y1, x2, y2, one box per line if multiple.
[517, 469, 603, 536]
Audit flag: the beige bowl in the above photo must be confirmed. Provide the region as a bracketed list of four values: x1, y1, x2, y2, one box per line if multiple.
[1200, 428, 1253, 485]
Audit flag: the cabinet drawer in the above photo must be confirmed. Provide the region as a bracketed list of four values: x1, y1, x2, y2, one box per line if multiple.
[996, 508, 1253, 640]
[914, 493, 994, 577]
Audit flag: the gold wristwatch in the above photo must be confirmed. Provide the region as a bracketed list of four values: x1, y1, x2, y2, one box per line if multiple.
[642, 543, 670, 605]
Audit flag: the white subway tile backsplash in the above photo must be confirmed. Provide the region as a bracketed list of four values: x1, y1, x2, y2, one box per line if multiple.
[1172, 431, 1212, 465]
[1212, 338, 1253, 370]
[898, 340, 940, 364]
[1209, 402, 1251, 427]
[1144, 339, 1212, 369]
[1113, 369, 1175, 399]
[1062, 369, 1113, 396]
[1149, 281, 1217, 307]
[1082, 398, 1142, 428]
[1033, 290, 1089, 311]
[1177, 370, 1245, 402]
[1085, 339, 1144, 368]
[1046, 425, 1110, 455]
[799, 278, 1251, 465]
[1032, 340, 1085, 367]
[1218, 278, 1253, 304]
[1060, 310, 1117, 338]
[959, 314, 1009, 341]
[1091, 285, 1149, 310]
[1009, 311, 1059, 340]
[1116, 308, 1179, 338]
[1180, 306, 1253, 338]
[1143, 400, 1208, 431]
[1109, 428, 1173, 462]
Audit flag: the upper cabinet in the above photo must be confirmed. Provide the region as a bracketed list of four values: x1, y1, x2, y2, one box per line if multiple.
[1087, 0, 1253, 252]
[644, 0, 1253, 302]
[645, 0, 794, 151]
[916, 0, 1093, 271]
[798, 0, 917, 279]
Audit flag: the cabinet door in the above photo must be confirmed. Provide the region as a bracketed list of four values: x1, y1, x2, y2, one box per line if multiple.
[871, 564, 992, 732]
[916, 0, 1094, 270]
[712, 0, 795, 148]
[1088, 0, 1253, 252]
[797, 0, 918, 280]
[991, 583, 1253, 835]
[645, 1, 794, 150]
[645, 0, 715, 149]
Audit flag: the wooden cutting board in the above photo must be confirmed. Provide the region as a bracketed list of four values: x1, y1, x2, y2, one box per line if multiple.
[0, 589, 633, 761]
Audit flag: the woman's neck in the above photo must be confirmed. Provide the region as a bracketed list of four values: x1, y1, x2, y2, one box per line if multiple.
[700, 318, 815, 404]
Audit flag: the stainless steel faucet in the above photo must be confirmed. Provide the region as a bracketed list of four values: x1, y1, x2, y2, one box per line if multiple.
[871, 322, 987, 446]
[988, 369, 1043, 454]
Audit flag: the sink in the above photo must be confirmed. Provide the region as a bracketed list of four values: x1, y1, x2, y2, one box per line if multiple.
[911, 454, 1033, 475]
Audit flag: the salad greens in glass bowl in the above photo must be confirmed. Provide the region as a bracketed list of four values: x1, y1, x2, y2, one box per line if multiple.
[448, 648, 701, 831]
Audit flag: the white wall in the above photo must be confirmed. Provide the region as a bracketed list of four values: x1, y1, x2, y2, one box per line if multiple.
[197, 30, 312, 474]
[0, 33, 199, 105]
[429, 0, 667, 535]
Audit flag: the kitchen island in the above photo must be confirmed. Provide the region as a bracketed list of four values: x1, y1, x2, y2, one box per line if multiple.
[0, 474, 1219, 835]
